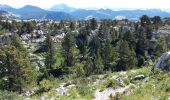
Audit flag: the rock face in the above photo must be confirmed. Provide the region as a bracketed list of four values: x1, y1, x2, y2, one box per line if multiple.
[154, 52, 170, 71]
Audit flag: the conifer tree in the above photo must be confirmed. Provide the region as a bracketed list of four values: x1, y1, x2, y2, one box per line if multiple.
[102, 39, 112, 70]
[155, 37, 168, 57]
[0, 46, 34, 92]
[123, 31, 136, 49]
[152, 16, 162, 31]
[69, 21, 76, 31]
[76, 28, 88, 60]
[90, 18, 97, 30]
[140, 15, 151, 27]
[116, 40, 137, 71]
[89, 36, 103, 73]
[62, 32, 76, 67]
[11, 33, 26, 52]
[45, 34, 57, 70]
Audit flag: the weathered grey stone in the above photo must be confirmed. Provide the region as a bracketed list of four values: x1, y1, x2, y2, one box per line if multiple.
[154, 52, 170, 71]
[132, 74, 145, 81]
[115, 77, 126, 87]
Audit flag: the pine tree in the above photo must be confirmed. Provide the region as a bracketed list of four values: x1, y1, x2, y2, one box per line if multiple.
[90, 18, 97, 30]
[102, 39, 112, 70]
[140, 15, 151, 27]
[76, 28, 88, 60]
[110, 46, 119, 71]
[62, 32, 76, 67]
[45, 34, 57, 70]
[0, 46, 34, 92]
[11, 33, 26, 52]
[89, 36, 103, 73]
[136, 27, 148, 56]
[116, 40, 137, 71]
[155, 37, 168, 57]
[152, 16, 162, 31]
[123, 31, 136, 49]
[69, 21, 76, 31]
[84, 57, 93, 76]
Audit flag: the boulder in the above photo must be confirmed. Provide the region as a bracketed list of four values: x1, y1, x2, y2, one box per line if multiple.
[132, 74, 145, 81]
[154, 52, 170, 71]
[115, 77, 126, 87]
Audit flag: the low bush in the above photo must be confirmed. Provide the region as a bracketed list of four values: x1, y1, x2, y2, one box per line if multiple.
[106, 79, 121, 89]
[0, 90, 22, 100]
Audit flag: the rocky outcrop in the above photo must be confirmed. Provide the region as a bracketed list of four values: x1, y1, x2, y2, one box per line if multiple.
[94, 85, 132, 100]
[132, 74, 145, 81]
[56, 82, 75, 96]
[154, 52, 170, 71]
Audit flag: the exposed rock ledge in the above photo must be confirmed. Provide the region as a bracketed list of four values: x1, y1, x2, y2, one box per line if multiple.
[154, 52, 170, 71]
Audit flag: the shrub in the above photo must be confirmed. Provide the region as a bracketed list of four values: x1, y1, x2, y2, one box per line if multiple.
[123, 78, 130, 85]
[0, 90, 22, 100]
[114, 93, 122, 100]
[41, 79, 53, 90]
[75, 78, 93, 97]
[75, 63, 85, 77]
[37, 79, 53, 93]
[106, 79, 120, 89]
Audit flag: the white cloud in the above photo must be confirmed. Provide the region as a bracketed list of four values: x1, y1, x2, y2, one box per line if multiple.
[0, 0, 170, 10]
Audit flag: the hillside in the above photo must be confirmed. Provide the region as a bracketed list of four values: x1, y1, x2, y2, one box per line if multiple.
[0, 15, 170, 99]
[0, 10, 16, 18]
[0, 66, 169, 99]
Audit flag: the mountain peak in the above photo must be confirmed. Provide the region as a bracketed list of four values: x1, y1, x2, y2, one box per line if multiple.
[50, 4, 76, 13]
[19, 5, 45, 12]
[0, 4, 11, 8]
[0, 4, 16, 12]
[55, 4, 69, 8]
[22, 5, 42, 9]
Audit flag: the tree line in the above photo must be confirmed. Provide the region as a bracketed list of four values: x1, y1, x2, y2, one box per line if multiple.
[0, 15, 168, 93]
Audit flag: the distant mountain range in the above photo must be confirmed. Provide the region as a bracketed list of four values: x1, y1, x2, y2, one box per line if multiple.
[0, 4, 74, 20]
[0, 10, 16, 19]
[1, 4, 170, 20]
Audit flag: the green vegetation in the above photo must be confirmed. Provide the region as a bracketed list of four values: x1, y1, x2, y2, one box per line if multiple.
[123, 69, 170, 100]
[0, 15, 169, 99]
[0, 90, 23, 100]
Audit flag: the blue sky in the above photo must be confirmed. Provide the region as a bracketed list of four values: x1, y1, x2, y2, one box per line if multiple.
[0, 0, 170, 10]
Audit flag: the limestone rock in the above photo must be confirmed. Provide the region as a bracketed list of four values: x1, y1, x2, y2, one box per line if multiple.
[154, 52, 170, 71]
[132, 74, 145, 81]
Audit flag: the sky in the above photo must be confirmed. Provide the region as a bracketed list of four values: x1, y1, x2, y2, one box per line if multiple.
[0, 0, 170, 10]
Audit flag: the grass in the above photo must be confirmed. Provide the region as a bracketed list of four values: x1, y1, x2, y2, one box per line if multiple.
[127, 66, 152, 78]
[122, 69, 170, 100]
[0, 90, 23, 100]
[1, 66, 169, 100]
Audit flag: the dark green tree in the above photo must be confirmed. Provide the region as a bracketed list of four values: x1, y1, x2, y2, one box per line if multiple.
[62, 32, 76, 67]
[76, 28, 88, 60]
[123, 31, 136, 49]
[136, 27, 148, 56]
[89, 36, 103, 73]
[0, 46, 34, 92]
[90, 18, 97, 30]
[69, 21, 76, 31]
[116, 40, 137, 71]
[152, 16, 162, 31]
[155, 37, 168, 57]
[11, 33, 26, 52]
[140, 15, 151, 27]
[102, 39, 112, 70]
[45, 34, 57, 70]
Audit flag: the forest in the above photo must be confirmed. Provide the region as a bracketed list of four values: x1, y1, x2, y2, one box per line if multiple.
[0, 15, 169, 99]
